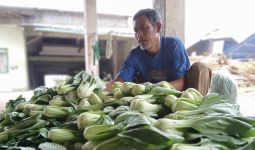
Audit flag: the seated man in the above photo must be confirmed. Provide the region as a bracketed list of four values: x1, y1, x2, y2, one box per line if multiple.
[106, 8, 212, 96]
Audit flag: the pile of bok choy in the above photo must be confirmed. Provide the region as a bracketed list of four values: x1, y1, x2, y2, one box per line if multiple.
[0, 70, 254, 150]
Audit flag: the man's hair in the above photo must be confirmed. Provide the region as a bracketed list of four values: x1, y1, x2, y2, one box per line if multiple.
[133, 8, 162, 25]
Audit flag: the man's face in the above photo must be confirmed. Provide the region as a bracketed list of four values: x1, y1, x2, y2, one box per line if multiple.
[133, 16, 159, 50]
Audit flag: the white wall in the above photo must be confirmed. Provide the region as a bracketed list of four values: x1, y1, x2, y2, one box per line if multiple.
[0, 25, 29, 92]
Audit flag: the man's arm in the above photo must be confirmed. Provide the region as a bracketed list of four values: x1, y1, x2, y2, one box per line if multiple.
[105, 76, 125, 92]
[169, 76, 185, 91]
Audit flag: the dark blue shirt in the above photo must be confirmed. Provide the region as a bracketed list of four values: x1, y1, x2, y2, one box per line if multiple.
[118, 36, 190, 83]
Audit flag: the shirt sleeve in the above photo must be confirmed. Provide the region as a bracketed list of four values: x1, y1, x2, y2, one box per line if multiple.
[170, 37, 190, 79]
[117, 51, 136, 82]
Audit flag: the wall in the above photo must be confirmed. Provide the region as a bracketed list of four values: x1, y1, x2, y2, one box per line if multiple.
[153, 0, 185, 42]
[0, 25, 29, 92]
[112, 37, 136, 79]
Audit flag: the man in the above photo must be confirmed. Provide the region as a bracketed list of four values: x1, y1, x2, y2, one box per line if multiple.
[106, 8, 212, 96]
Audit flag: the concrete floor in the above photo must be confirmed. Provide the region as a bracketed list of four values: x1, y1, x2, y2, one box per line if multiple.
[238, 92, 255, 116]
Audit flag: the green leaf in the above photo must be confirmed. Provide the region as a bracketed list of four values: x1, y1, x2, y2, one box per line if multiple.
[17, 130, 39, 140]
[88, 115, 114, 127]
[148, 86, 182, 97]
[240, 138, 255, 150]
[39, 142, 67, 150]
[102, 106, 115, 114]
[20, 147, 36, 150]
[124, 115, 154, 129]
[234, 116, 255, 126]
[203, 134, 248, 148]
[8, 113, 42, 132]
[94, 136, 137, 150]
[39, 128, 49, 139]
[114, 111, 141, 124]
[34, 94, 52, 104]
[206, 103, 241, 116]
[32, 86, 49, 98]
[109, 105, 130, 118]
[192, 132, 247, 148]
[193, 116, 253, 135]
[119, 126, 184, 146]
[198, 93, 224, 109]
[4, 95, 26, 112]
[84, 124, 123, 141]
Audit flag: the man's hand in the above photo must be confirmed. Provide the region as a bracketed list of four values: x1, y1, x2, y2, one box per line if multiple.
[104, 76, 125, 92]
[105, 80, 115, 92]
[169, 76, 185, 91]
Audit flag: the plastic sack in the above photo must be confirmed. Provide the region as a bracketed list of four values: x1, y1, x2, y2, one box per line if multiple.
[209, 68, 238, 104]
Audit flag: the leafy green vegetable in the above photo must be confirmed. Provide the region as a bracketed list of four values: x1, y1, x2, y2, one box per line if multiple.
[149, 86, 182, 97]
[39, 142, 67, 150]
[84, 124, 122, 141]
[48, 128, 84, 143]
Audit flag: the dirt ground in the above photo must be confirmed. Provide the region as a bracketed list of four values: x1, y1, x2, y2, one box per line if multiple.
[238, 90, 255, 116]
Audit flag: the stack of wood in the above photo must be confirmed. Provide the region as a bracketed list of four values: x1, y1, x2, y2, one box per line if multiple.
[228, 61, 255, 88]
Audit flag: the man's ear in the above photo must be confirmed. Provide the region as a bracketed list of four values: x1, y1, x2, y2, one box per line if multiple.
[156, 22, 161, 33]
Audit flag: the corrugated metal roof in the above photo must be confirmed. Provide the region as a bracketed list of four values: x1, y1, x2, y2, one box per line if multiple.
[187, 38, 238, 56]
[226, 33, 255, 59]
